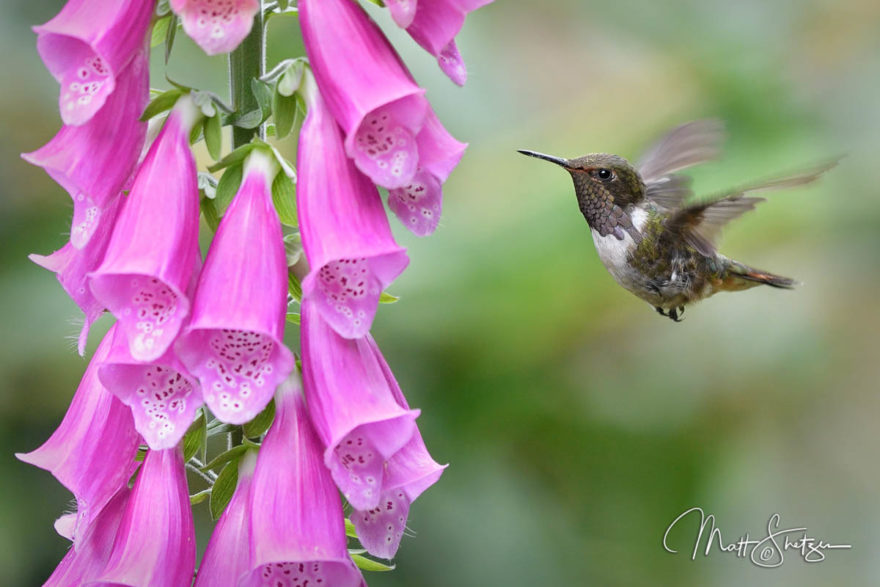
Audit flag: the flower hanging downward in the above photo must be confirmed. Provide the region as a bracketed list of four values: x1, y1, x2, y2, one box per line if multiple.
[298, 75, 409, 338]
[301, 300, 419, 511]
[300, 0, 428, 189]
[244, 375, 366, 587]
[34, 0, 154, 125]
[177, 150, 294, 424]
[15, 324, 139, 546]
[171, 0, 260, 56]
[89, 95, 202, 362]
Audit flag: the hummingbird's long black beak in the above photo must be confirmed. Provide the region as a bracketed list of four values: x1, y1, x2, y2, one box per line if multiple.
[517, 149, 570, 168]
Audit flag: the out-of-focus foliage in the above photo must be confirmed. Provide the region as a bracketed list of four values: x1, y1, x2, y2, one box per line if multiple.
[2, 0, 879, 585]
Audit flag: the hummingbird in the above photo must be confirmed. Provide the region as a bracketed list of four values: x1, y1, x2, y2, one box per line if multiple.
[519, 120, 836, 321]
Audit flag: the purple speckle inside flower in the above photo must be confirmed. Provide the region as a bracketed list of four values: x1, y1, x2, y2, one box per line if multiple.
[128, 278, 180, 360]
[192, 0, 239, 40]
[329, 432, 383, 510]
[315, 258, 382, 336]
[353, 106, 418, 189]
[60, 54, 110, 120]
[70, 194, 101, 248]
[387, 170, 443, 237]
[353, 488, 410, 559]
[246, 559, 361, 587]
[203, 329, 274, 415]
[129, 365, 195, 446]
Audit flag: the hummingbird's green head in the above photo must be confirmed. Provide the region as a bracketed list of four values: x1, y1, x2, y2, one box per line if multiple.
[518, 150, 646, 208]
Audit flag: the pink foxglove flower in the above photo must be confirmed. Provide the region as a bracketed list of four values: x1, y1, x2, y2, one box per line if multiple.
[170, 0, 260, 56]
[387, 0, 418, 28]
[194, 451, 257, 587]
[94, 447, 196, 586]
[388, 107, 467, 236]
[298, 78, 409, 338]
[29, 194, 123, 355]
[44, 488, 131, 587]
[23, 49, 148, 249]
[177, 151, 294, 424]
[402, 0, 493, 86]
[300, 0, 428, 189]
[35, 0, 153, 125]
[89, 96, 202, 362]
[99, 325, 203, 450]
[244, 375, 366, 587]
[352, 337, 446, 559]
[16, 324, 139, 546]
[301, 300, 419, 511]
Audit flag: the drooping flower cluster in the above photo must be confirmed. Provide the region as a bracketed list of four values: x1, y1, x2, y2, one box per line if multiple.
[19, 0, 490, 584]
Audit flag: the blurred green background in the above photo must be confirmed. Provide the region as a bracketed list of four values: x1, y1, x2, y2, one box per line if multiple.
[3, 0, 880, 585]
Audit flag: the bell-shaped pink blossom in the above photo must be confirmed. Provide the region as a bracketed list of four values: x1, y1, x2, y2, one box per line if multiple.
[351, 336, 446, 559]
[299, 0, 428, 189]
[99, 325, 203, 450]
[93, 446, 196, 586]
[301, 300, 419, 511]
[44, 488, 131, 586]
[194, 451, 257, 587]
[387, 0, 418, 28]
[243, 375, 366, 587]
[16, 324, 139, 546]
[89, 96, 201, 363]
[297, 79, 409, 338]
[23, 49, 148, 248]
[388, 107, 467, 236]
[35, 0, 153, 125]
[402, 0, 493, 86]
[176, 151, 294, 424]
[170, 0, 260, 56]
[29, 194, 123, 355]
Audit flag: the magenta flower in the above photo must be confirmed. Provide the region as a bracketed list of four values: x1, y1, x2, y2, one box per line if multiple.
[89, 96, 202, 362]
[176, 151, 294, 424]
[300, 0, 428, 189]
[23, 48, 148, 248]
[194, 451, 257, 587]
[388, 107, 467, 236]
[93, 446, 196, 586]
[387, 0, 418, 28]
[16, 324, 139, 546]
[35, 0, 153, 125]
[99, 324, 203, 450]
[352, 337, 446, 559]
[44, 488, 131, 587]
[298, 79, 409, 338]
[301, 300, 419, 511]
[171, 0, 260, 56]
[29, 193, 123, 355]
[243, 375, 366, 587]
[402, 0, 493, 86]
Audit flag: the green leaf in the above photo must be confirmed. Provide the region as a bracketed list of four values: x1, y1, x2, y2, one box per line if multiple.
[189, 120, 203, 145]
[271, 172, 297, 227]
[351, 554, 395, 572]
[379, 291, 399, 304]
[251, 78, 274, 121]
[197, 172, 218, 200]
[204, 114, 222, 161]
[345, 518, 358, 538]
[156, 0, 171, 16]
[201, 443, 248, 473]
[364, 0, 386, 7]
[135, 447, 147, 462]
[284, 233, 304, 266]
[210, 460, 239, 520]
[201, 196, 221, 232]
[164, 15, 178, 64]
[231, 109, 263, 129]
[140, 88, 184, 121]
[243, 399, 275, 439]
[189, 488, 211, 505]
[273, 90, 297, 139]
[277, 0, 290, 10]
[208, 143, 256, 172]
[151, 16, 171, 48]
[288, 270, 303, 302]
[285, 312, 300, 325]
[214, 164, 243, 217]
[182, 411, 207, 462]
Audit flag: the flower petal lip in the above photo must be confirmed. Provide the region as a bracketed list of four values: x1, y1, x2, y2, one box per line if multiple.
[301, 301, 419, 511]
[34, 0, 154, 125]
[170, 0, 260, 56]
[88, 97, 202, 363]
[91, 446, 197, 586]
[387, 0, 418, 28]
[297, 81, 409, 339]
[243, 375, 366, 587]
[299, 0, 428, 188]
[16, 324, 140, 547]
[22, 49, 148, 245]
[99, 325, 204, 451]
[176, 151, 294, 425]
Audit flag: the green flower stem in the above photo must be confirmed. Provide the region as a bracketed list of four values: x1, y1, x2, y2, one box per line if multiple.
[229, 0, 266, 148]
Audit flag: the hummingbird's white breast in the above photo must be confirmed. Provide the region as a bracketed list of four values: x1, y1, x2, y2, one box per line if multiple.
[590, 207, 655, 301]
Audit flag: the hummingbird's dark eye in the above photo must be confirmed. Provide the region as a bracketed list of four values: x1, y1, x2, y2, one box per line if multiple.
[596, 168, 614, 181]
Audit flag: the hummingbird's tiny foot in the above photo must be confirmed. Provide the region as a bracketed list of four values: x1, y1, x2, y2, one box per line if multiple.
[655, 306, 667, 317]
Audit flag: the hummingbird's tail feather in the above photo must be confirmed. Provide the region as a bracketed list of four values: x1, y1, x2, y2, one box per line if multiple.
[722, 260, 799, 291]
[736, 270, 798, 289]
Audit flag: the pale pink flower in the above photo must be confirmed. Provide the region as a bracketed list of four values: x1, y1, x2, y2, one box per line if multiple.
[170, 0, 260, 56]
